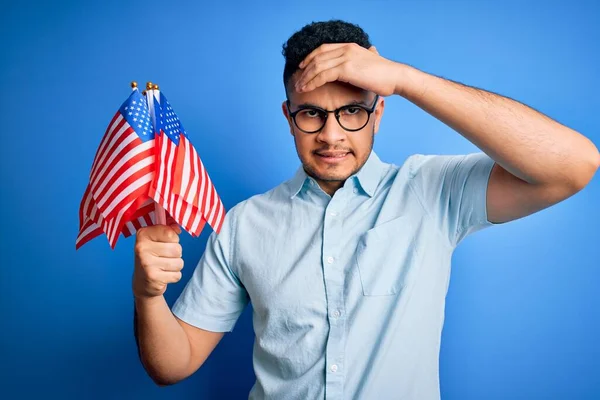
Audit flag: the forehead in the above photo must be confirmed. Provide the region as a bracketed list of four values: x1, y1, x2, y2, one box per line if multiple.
[287, 71, 372, 107]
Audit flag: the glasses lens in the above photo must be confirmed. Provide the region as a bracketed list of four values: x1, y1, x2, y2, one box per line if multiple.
[295, 109, 326, 132]
[338, 106, 369, 131]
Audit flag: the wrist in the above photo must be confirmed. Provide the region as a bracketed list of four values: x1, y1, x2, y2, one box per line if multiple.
[134, 294, 164, 309]
[393, 63, 422, 99]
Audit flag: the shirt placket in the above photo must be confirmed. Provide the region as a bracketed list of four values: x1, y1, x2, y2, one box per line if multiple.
[321, 188, 349, 400]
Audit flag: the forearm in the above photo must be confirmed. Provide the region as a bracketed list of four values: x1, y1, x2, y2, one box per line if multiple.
[134, 295, 192, 385]
[395, 64, 600, 188]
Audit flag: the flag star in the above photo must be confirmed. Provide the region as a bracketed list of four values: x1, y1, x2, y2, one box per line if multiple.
[128, 112, 132, 115]
[132, 100, 137, 105]
[138, 124, 142, 128]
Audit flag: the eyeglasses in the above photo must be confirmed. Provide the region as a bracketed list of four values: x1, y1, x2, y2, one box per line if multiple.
[286, 95, 380, 134]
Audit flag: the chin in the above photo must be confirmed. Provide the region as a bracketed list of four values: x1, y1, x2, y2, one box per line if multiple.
[309, 159, 357, 182]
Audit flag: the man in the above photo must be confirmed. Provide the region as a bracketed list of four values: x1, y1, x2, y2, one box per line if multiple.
[132, 20, 599, 399]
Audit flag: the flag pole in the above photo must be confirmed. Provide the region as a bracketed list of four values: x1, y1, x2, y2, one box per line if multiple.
[142, 81, 168, 226]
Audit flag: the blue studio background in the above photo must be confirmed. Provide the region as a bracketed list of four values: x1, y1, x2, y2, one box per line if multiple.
[1, 1, 598, 399]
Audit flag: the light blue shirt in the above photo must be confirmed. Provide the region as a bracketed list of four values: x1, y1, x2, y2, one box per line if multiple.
[172, 150, 498, 399]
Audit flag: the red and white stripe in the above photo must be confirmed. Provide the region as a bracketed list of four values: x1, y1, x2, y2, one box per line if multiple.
[147, 89, 225, 236]
[76, 91, 157, 249]
[87, 110, 154, 221]
[76, 192, 175, 249]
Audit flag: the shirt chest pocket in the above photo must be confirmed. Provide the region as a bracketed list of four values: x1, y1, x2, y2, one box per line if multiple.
[355, 215, 419, 296]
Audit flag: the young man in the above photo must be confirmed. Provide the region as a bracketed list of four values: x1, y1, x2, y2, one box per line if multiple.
[132, 20, 599, 399]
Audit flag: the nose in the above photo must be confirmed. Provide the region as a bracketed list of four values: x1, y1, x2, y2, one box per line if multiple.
[316, 115, 346, 144]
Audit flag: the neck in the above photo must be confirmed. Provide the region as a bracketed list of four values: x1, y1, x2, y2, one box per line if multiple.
[316, 179, 345, 196]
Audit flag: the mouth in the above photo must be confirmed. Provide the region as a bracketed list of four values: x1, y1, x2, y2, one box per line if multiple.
[314, 151, 351, 164]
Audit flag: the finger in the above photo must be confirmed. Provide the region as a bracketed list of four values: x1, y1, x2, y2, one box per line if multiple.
[299, 43, 348, 69]
[300, 67, 342, 93]
[149, 241, 183, 258]
[166, 271, 182, 283]
[297, 47, 346, 85]
[296, 56, 346, 91]
[157, 257, 184, 272]
[154, 270, 182, 284]
[139, 225, 180, 243]
[169, 223, 182, 235]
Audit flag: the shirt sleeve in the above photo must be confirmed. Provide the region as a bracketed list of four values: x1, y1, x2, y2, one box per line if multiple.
[408, 151, 500, 248]
[171, 207, 249, 332]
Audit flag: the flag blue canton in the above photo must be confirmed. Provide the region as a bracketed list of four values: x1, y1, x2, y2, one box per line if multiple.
[157, 92, 187, 146]
[119, 90, 153, 142]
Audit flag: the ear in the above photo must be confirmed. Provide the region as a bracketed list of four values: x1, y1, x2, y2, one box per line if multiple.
[373, 97, 385, 135]
[282, 101, 295, 136]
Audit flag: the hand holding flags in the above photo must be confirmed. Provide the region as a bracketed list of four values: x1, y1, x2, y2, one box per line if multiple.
[76, 82, 225, 249]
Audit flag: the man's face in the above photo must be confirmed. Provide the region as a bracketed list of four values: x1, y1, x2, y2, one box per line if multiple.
[282, 71, 385, 194]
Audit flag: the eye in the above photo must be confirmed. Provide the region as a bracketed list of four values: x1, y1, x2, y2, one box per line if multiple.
[300, 109, 321, 118]
[344, 107, 361, 115]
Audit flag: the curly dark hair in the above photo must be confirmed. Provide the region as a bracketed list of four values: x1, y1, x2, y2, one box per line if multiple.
[282, 19, 371, 93]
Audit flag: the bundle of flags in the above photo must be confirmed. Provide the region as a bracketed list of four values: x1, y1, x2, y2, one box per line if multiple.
[76, 82, 225, 249]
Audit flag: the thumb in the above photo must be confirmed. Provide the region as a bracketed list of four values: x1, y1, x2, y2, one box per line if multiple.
[139, 224, 180, 243]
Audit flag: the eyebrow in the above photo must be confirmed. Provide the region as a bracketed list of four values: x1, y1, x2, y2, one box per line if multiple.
[293, 99, 370, 109]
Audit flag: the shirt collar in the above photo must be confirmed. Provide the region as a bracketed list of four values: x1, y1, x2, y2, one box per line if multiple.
[353, 150, 386, 197]
[289, 150, 387, 199]
[289, 165, 310, 199]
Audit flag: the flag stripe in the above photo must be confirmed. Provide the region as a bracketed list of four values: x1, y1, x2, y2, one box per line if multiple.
[92, 138, 153, 206]
[89, 113, 124, 179]
[95, 152, 154, 213]
[90, 117, 131, 183]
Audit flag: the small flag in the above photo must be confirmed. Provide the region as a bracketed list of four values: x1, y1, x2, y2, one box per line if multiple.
[147, 90, 225, 236]
[76, 89, 172, 249]
[76, 83, 224, 249]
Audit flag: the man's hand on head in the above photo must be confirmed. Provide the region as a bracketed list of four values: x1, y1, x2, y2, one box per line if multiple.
[294, 43, 404, 97]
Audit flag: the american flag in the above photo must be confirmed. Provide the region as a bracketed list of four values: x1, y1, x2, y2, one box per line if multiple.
[147, 90, 225, 236]
[76, 89, 176, 249]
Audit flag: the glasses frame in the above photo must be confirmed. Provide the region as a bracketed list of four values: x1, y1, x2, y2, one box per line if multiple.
[286, 95, 380, 134]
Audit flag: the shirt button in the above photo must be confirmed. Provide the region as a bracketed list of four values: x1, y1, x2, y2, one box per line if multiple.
[326, 256, 334, 264]
[330, 364, 338, 373]
[353, 188, 358, 194]
[333, 310, 341, 318]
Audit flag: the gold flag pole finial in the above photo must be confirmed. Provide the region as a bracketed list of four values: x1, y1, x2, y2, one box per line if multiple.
[146, 82, 153, 90]
[153, 84, 159, 90]
[131, 81, 138, 90]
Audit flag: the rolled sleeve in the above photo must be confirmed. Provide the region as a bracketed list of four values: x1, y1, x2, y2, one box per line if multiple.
[172, 208, 249, 332]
